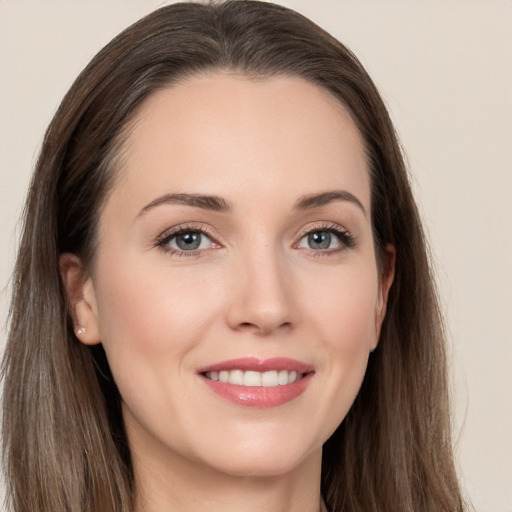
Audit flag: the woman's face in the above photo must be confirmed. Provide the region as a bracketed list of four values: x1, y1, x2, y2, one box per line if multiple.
[74, 74, 393, 480]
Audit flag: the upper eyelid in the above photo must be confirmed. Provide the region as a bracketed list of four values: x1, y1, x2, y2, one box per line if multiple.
[156, 223, 217, 243]
[295, 222, 356, 250]
[295, 221, 352, 238]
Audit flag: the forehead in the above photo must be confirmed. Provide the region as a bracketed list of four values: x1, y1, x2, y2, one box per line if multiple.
[110, 73, 370, 214]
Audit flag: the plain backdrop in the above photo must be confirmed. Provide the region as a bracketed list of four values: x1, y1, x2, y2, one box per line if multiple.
[0, 1, 511, 511]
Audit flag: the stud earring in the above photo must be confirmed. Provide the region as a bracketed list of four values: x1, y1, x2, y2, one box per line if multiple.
[76, 327, 86, 335]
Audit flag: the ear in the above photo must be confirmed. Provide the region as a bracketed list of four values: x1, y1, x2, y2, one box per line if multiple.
[371, 243, 396, 351]
[60, 253, 102, 345]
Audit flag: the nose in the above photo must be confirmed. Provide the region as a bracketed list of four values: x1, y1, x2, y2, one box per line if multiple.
[225, 245, 297, 336]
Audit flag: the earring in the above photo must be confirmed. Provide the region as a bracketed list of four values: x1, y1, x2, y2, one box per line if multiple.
[76, 327, 86, 335]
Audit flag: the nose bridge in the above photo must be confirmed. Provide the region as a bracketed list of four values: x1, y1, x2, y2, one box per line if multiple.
[226, 236, 295, 335]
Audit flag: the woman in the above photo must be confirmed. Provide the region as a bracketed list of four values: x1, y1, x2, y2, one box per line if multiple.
[2, 1, 465, 511]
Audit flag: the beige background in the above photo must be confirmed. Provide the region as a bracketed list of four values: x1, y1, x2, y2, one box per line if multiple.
[0, 1, 511, 510]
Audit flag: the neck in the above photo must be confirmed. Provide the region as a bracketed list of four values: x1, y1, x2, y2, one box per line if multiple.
[131, 447, 324, 512]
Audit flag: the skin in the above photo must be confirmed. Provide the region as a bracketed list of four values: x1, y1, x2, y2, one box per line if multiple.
[61, 73, 394, 512]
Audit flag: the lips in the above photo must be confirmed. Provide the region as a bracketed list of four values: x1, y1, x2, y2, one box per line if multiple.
[197, 357, 314, 407]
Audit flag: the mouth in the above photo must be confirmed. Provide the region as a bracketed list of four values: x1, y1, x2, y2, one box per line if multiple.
[197, 357, 314, 407]
[203, 369, 305, 387]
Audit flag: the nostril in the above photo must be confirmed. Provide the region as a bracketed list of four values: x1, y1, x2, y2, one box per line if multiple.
[235, 320, 293, 336]
[237, 322, 260, 332]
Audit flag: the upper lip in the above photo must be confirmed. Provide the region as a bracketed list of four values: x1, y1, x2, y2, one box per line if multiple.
[197, 357, 313, 374]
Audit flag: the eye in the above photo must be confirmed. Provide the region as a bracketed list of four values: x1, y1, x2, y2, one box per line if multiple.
[298, 230, 341, 250]
[168, 231, 212, 251]
[295, 225, 355, 253]
[156, 225, 219, 255]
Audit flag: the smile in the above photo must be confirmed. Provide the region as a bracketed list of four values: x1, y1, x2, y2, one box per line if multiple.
[198, 357, 314, 407]
[204, 369, 303, 387]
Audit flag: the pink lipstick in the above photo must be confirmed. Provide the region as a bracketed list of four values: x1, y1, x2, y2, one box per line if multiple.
[197, 357, 314, 407]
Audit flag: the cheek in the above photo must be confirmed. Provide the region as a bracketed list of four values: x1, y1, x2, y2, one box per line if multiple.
[303, 262, 379, 422]
[91, 256, 228, 440]
[92, 254, 221, 378]
[307, 261, 380, 350]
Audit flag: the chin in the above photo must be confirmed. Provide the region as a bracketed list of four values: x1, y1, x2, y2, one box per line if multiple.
[205, 453, 317, 479]
[192, 432, 322, 479]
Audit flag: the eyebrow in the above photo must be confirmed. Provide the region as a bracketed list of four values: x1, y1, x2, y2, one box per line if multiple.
[137, 189, 366, 218]
[137, 193, 232, 217]
[295, 190, 366, 216]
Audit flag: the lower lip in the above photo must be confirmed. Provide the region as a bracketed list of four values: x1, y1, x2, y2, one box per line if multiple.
[200, 373, 313, 408]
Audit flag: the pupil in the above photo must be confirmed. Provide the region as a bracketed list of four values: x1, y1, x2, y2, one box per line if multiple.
[308, 231, 331, 250]
[177, 232, 201, 250]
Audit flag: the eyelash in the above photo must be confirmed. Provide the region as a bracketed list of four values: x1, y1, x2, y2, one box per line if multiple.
[295, 223, 356, 257]
[155, 224, 216, 257]
[154, 222, 355, 258]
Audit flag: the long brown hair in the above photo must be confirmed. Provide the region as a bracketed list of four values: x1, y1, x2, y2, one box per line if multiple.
[2, 2, 465, 511]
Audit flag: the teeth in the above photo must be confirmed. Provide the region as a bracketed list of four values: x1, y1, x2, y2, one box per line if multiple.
[205, 369, 303, 387]
[288, 371, 297, 384]
[230, 369, 244, 385]
[261, 370, 278, 387]
[244, 371, 261, 386]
